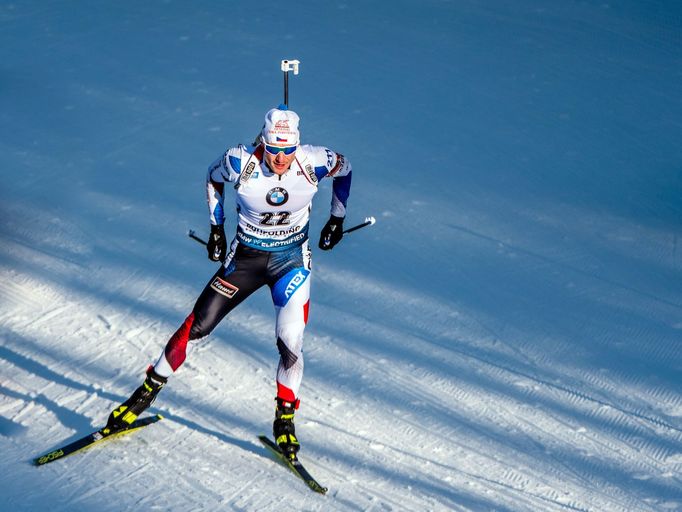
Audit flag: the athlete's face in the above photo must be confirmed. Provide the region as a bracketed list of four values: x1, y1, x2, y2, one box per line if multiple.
[264, 146, 297, 175]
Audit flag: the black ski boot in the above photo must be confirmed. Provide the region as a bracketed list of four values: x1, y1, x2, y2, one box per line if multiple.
[273, 397, 300, 459]
[104, 367, 167, 434]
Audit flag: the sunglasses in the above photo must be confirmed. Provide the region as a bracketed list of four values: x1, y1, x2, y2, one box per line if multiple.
[264, 144, 297, 156]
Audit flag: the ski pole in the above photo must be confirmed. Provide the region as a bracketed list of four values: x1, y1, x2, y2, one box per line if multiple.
[189, 217, 376, 247]
[188, 230, 207, 246]
[343, 216, 376, 234]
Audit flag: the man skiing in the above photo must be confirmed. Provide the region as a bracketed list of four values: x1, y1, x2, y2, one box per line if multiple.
[104, 106, 352, 459]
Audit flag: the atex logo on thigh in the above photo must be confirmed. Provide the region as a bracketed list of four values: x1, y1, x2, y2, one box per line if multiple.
[272, 268, 310, 307]
[285, 271, 307, 299]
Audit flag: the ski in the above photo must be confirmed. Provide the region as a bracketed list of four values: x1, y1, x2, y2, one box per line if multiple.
[33, 414, 163, 466]
[258, 435, 328, 494]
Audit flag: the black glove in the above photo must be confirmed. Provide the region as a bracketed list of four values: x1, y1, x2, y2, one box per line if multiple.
[207, 224, 227, 261]
[318, 215, 344, 251]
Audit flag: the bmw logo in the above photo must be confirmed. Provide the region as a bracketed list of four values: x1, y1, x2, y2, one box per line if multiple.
[266, 187, 289, 206]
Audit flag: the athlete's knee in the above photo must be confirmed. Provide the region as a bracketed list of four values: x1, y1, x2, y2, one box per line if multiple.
[276, 328, 304, 369]
[276, 337, 299, 370]
[188, 301, 224, 340]
[188, 315, 213, 340]
[277, 321, 304, 347]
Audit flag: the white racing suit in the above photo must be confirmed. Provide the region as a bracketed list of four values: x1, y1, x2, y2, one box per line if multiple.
[152, 143, 352, 404]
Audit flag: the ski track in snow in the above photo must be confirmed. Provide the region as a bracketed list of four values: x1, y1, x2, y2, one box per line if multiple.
[1, 1, 682, 511]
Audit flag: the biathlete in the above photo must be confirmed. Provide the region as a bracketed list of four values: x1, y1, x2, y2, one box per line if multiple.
[104, 106, 352, 458]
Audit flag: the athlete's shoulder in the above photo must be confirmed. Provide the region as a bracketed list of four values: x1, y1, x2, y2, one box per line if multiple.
[297, 144, 331, 166]
[297, 144, 350, 180]
[208, 144, 262, 183]
[294, 144, 320, 157]
[225, 144, 263, 174]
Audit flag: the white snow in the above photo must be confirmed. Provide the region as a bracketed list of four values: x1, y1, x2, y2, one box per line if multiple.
[1, 1, 681, 511]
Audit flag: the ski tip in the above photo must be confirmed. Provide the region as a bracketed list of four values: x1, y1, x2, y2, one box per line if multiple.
[155, 413, 164, 420]
[365, 216, 376, 225]
[313, 483, 329, 494]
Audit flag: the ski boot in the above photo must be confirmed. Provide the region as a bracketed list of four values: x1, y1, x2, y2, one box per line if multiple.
[104, 366, 167, 435]
[273, 397, 300, 459]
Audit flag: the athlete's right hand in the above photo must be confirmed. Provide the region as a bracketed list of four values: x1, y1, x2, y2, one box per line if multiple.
[207, 224, 227, 261]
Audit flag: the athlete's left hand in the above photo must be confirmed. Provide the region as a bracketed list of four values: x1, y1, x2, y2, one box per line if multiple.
[318, 215, 344, 250]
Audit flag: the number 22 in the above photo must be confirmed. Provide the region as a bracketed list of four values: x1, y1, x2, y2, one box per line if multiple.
[260, 211, 291, 226]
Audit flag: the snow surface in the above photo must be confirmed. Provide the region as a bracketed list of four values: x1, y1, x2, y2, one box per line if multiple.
[1, 1, 681, 510]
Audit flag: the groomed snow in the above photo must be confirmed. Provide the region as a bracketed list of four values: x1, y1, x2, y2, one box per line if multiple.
[1, 1, 681, 510]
